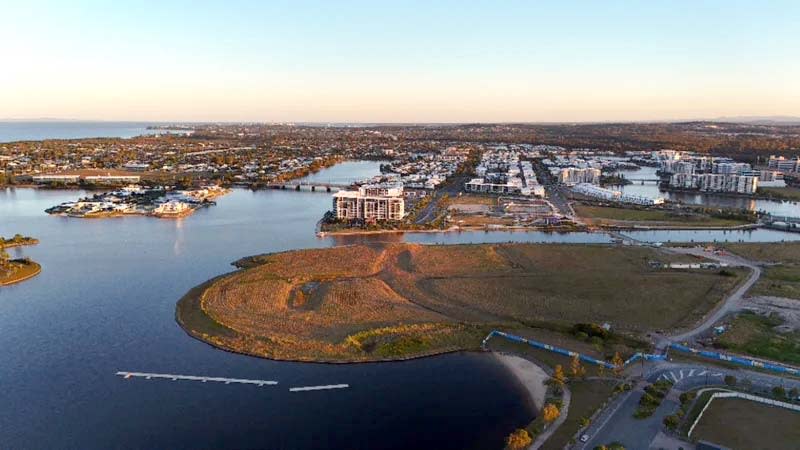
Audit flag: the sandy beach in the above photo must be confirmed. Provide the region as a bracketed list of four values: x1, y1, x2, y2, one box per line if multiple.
[494, 352, 548, 411]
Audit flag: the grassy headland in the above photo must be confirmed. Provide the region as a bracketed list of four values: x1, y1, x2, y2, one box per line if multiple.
[176, 243, 743, 362]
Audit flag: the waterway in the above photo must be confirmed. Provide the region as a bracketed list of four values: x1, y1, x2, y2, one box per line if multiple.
[2, 161, 799, 449]
[0, 162, 533, 450]
[612, 166, 800, 218]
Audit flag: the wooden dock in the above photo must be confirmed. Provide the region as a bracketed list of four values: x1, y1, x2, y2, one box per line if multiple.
[116, 371, 278, 386]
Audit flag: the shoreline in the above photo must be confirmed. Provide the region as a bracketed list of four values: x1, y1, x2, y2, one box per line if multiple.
[493, 352, 548, 412]
[0, 262, 42, 286]
[317, 223, 767, 238]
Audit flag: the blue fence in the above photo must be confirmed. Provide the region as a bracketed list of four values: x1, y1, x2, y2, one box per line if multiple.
[485, 330, 799, 377]
[485, 330, 664, 370]
[669, 343, 800, 376]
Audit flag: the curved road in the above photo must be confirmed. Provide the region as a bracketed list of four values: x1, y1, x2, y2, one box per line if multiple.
[664, 247, 761, 345]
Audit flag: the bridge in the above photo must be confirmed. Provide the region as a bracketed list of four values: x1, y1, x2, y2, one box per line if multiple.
[763, 214, 800, 224]
[266, 181, 354, 193]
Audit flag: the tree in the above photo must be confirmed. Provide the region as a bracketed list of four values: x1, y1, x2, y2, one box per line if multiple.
[0, 245, 9, 268]
[505, 428, 532, 450]
[772, 386, 786, 399]
[552, 365, 567, 388]
[542, 403, 560, 424]
[571, 354, 587, 379]
[611, 352, 624, 377]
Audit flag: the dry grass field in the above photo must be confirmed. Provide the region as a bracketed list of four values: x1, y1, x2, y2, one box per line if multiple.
[725, 242, 800, 299]
[177, 243, 744, 362]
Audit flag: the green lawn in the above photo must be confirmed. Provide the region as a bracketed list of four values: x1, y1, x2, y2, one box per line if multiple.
[759, 186, 800, 201]
[716, 312, 800, 366]
[574, 205, 749, 227]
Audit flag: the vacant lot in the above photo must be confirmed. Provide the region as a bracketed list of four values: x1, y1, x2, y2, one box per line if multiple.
[575, 205, 749, 228]
[177, 243, 743, 362]
[725, 242, 800, 299]
[692, 398, 800, 449]
[717, 312, 800, 366]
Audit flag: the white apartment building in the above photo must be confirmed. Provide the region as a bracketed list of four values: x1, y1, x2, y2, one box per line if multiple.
[662, 160, 696, 174]
[712, 162, 751, 174]
[571, 183, 665, 205]
[558, 167, 601, 186]
[32, 174, 81, 184]
[84, 175, 141, 184]
[332, 183, 405, 221]
[768, 156, 800, 173]
[669, 173, 758, 194]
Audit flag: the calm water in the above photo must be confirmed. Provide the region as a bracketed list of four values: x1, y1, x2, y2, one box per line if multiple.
[3, 161, 799, 449]
[0, 121, 186, 142]
[613, 166, 800, 218]
[0, 162, 534, 450]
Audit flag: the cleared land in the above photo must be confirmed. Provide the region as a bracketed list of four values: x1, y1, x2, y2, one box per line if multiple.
[177, 243, 744, 362]
[725, 242, 800, 299]
[691, 398, 800, 450]
[575, 205, 750, 228]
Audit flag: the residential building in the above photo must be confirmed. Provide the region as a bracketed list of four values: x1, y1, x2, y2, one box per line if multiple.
[332, 183, 405, 221]
[558, 167, 601, 185]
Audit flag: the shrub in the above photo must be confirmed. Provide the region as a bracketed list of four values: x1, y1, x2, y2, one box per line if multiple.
[505, 429, 532, 450]
[573, 323, 610, 340]
[724, 375, 737, 386]
[663, 414, 680, 430]
[679, 391, 696, 405]
[772, 386, 786, 399]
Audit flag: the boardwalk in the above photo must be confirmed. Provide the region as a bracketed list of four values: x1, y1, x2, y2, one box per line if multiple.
[116, 371, 278, 386]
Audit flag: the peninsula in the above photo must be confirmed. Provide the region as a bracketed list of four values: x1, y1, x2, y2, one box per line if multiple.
[0, 236, 41, 286]
[176, 242, 743, 363]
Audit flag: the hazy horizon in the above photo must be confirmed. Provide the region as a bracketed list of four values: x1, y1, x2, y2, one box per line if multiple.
[3, 1, 799, 122]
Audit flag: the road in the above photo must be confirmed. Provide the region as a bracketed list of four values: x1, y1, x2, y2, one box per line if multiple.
[664, 247, 761, 346]
[413, 175, 470, 225]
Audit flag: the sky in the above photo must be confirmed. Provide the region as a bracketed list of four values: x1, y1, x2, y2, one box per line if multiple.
[1, 0, 799, 123]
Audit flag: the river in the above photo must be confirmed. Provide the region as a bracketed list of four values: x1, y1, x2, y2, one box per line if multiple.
[612, 166, 800, 218]
[0, 161, 535, 450]
[2, 161, 799, 449]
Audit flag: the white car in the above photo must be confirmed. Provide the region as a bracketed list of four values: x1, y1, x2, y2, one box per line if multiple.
[580, 434, 590, 443]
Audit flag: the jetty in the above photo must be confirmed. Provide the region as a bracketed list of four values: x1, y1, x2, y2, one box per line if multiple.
[115, 371, 278, 386]
[289, 384, 349, 392]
